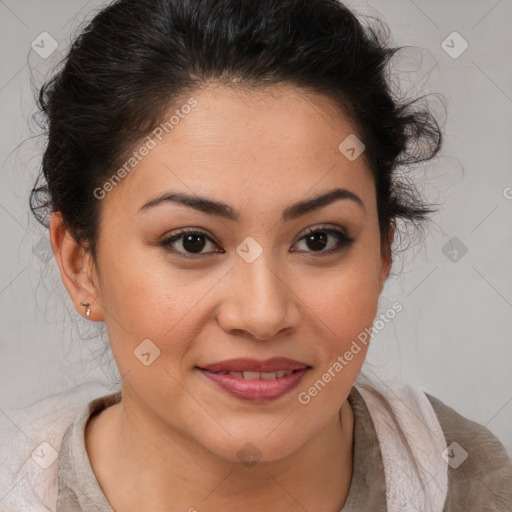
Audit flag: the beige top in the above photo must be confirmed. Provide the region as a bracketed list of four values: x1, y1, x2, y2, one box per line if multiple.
[56, 388, 512, 511]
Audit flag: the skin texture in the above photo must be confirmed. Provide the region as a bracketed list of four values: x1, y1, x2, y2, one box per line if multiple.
[51, 83, 392, 511]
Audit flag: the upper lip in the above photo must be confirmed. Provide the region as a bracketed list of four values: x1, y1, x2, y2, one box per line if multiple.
[198, 357, 310, 373]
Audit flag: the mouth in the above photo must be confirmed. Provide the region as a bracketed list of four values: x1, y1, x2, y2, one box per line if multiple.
[195, 357, 311, 402]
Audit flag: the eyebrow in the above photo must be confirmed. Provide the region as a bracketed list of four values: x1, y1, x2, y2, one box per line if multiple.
[139, 187, 365, 221]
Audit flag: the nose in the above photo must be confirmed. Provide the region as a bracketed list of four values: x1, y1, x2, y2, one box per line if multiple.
[216, 253, 301, 341]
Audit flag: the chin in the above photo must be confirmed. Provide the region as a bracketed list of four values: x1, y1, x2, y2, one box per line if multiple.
[199, 426, 312, 466]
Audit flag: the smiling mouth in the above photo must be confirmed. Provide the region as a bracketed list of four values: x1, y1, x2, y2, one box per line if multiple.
[196, 366, 311, 402]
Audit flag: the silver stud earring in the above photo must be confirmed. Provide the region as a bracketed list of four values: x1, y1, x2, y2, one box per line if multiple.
[80, 301, 91, 317]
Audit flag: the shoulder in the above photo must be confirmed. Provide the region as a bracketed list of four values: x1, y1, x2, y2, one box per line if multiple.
[0, 382, 112, 512]
[425, 392, 512, 512]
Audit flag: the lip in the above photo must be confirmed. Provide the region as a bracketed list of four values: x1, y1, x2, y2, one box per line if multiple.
[197, 367, 310, 402]
[198, 357, 309, 373]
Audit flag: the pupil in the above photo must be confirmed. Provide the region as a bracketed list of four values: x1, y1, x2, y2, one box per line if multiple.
[307, 232, 327, 251]
[183, 234, 205, 253]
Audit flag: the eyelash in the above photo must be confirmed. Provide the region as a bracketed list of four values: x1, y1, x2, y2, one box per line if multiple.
[158, 225, 355, 259]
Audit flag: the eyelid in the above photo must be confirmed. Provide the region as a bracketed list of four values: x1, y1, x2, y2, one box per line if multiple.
[297, 223, 352, 241]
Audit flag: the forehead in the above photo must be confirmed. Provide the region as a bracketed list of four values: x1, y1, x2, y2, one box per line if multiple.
[167, 83, 362, 165]
[102, 83, 374, 217]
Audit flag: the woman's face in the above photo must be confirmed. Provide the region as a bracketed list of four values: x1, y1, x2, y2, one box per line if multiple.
[85, 84, 391, 462]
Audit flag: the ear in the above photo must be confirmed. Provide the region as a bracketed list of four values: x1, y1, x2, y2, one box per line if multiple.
[379, 220, 394, 293]
[50, 212, 104, 321]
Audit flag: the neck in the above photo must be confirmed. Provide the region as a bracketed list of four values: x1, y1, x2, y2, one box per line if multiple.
[85, 390, 354, 512]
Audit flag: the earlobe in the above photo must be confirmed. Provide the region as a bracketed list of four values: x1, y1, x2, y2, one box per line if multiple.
[80, 300, 92, 317]
[49, 212, 103, 321]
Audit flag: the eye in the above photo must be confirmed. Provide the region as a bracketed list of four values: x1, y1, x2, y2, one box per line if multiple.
[159, 228, 223, 258]
[291, 226, 355, 256]
[159, 225, 355, 258]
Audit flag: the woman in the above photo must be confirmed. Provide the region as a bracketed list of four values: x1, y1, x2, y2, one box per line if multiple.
[1, 0, 510, 510]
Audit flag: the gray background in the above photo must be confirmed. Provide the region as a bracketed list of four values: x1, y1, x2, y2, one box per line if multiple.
[1, 0, 511, 456]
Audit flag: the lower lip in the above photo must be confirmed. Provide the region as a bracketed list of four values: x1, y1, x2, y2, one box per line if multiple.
[197, 368, 310, 402]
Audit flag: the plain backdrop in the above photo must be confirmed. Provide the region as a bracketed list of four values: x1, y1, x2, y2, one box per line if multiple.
[1, 0, 511, 456]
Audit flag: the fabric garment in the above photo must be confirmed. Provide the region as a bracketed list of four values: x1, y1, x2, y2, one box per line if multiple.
[1, 372, 511, 511]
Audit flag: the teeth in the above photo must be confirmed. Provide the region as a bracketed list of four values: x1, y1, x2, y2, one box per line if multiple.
[210, 369, 298, 379]
[242, 371, 261, 380]
[218, 370, 295, 379]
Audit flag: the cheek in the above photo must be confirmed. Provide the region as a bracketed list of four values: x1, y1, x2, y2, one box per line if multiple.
[96, 233, 174, 324]
[305, 274, 379, 379]
[302, 244, 382, 344]
[96, 239, 222, 358]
